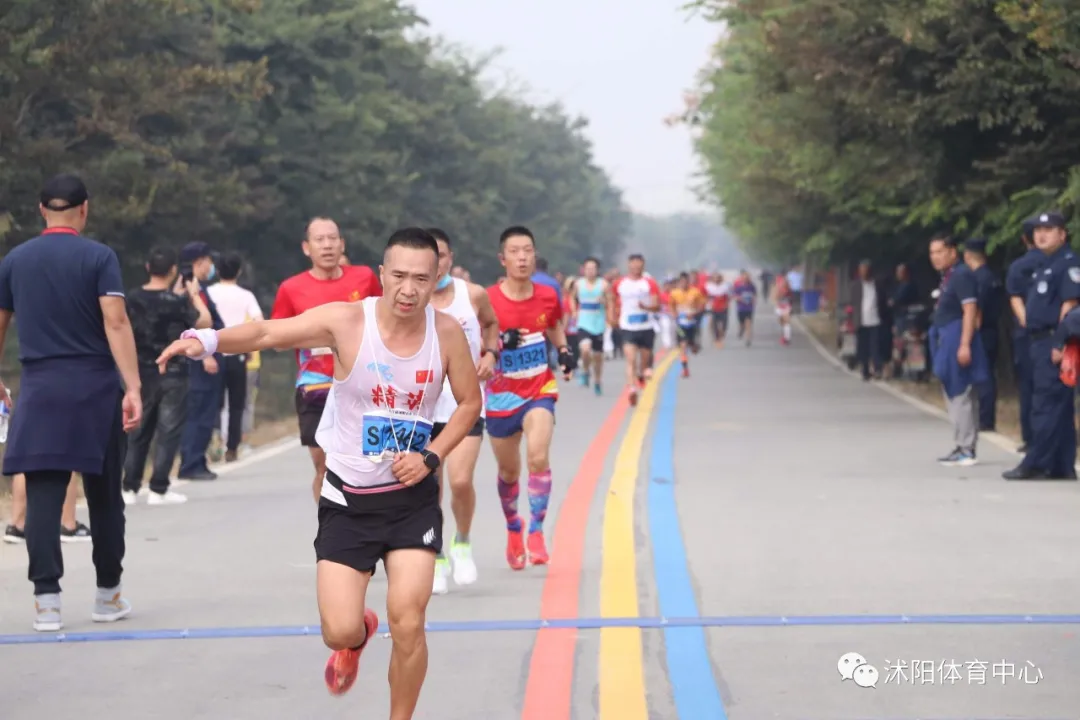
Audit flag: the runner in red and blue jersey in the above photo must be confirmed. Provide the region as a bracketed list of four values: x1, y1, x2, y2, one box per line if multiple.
[270, 217, 381, 503]
[733, 269, 758, 347]
[486, 226, 576, 570]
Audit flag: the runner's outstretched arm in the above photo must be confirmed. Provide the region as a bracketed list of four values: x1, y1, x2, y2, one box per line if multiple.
[155, 302, 350, 371]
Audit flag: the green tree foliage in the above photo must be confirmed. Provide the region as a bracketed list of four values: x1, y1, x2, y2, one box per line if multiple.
[627, 212, 748, 274]
[0, 0, 630, 291]
[682, 0, 1080, 265]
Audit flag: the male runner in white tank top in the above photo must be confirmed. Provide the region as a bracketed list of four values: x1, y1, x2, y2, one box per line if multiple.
[426, 228, 500, 594]
[157, 228, 482, 718]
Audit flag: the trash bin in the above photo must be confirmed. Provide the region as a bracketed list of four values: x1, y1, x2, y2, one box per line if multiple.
[801, 289, 822, 314]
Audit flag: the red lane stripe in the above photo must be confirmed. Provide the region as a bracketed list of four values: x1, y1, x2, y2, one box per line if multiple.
[521, 350, 667, 719]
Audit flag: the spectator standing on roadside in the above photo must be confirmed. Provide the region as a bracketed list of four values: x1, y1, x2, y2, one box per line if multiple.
[4, 473, 89, 543]
[849, 260, 888, 381]
[962, 238, 1004, 431]
[0, 174, 139, 631]
[207, 252, 263, 462]
[178, 242, 225, 481]
[1003, 212, 1080, 481]
[786, 265, 803, 313]
[1006, 218, 1040, 453]
[122, 247, 211, 506]
[928, 234, 989, 467]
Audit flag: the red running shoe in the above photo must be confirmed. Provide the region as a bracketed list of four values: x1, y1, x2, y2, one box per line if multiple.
[506, 529, 526, 570]
[527, 531, 549, 565]
[324, 607, 379, 697]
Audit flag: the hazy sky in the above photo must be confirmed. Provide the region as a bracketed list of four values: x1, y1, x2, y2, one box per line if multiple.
[407, 0, 717, 217]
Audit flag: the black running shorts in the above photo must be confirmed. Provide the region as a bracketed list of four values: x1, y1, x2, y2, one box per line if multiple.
[314, 470, 442, 574]
[431, 417, 485, 440]
[295, 386, 328, 448]
[577, 331, 605, 350]
[621, 328, 655, 350]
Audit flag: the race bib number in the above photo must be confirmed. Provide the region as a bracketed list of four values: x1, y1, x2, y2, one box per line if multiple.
[579, 301, 602, 311]
[677, 312, 695, 328]
[362, 411, 433, 457]
[627, 312, 649, 325]
[500, 339, 548, 373]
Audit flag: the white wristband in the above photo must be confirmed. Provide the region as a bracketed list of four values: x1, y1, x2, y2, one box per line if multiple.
[180, 328, 219, 360]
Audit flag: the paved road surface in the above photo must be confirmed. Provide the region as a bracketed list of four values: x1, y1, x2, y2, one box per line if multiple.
[1, 317, 1078, 719]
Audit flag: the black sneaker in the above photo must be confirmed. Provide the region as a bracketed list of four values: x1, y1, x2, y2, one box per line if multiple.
[3, 524, 25, 544]
[1002, 466, 1049, 481]
[60, 521, 91, 543]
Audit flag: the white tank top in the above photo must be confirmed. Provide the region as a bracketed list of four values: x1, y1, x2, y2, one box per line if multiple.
[316, 297, 443, 495]
[433, 278, 484, 422]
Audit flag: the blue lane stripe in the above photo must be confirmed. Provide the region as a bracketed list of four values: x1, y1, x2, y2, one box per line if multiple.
[648, 368, 728, 718]
[1, 614, 1078, 645]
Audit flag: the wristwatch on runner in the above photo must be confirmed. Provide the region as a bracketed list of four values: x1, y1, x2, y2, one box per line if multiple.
[484, 347, 499, 362]
[421, 449, 441, 471]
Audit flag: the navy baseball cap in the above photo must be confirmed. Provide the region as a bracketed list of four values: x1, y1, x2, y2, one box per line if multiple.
[964, 237, 988, 253]
[40, 174, 89, 211]
[179, 242, 212, 263]
[1032, 211, 1067, 229]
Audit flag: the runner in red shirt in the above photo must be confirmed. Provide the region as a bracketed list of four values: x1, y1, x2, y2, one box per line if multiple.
[271, 217, 382, 503]
[487, 226, 576, 570]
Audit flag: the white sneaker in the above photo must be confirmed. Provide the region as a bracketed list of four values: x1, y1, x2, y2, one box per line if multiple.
[122, 490, 137, 506]
[450, 541, 478, 585]
[92, 589, 131, 623]
[33, 594, 62, 632]
[432, 557, 450, 595]
[147, 490, 187, 505]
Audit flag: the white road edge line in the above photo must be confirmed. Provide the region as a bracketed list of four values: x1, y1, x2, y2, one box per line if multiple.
[792, 315, 1029, 460]
[73, 435, 302, 509]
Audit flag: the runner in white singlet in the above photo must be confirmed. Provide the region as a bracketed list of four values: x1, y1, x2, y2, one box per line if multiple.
[427, 228, 499, 594]
[157, 228, 482, 716]
[611, 253, 661, 406]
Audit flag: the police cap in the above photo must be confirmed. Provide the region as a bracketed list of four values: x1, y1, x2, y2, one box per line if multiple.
[1033, 211, 1067, 230]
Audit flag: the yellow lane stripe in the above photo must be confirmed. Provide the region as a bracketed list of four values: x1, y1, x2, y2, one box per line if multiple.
[598, 352, 678, 720]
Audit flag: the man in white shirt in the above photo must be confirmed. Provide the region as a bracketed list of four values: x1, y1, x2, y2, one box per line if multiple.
[206, 253, 264, 461]
[850, 260, 886, 380]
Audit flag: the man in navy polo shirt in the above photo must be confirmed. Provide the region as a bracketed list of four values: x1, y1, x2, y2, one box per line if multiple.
[0, 174, 140, 631]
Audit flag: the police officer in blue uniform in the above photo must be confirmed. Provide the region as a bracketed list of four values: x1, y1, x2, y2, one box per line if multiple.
[1003, 211, 1080, 480]
[963, 238, 1003, 431]
[1005, 218, 1041, 453]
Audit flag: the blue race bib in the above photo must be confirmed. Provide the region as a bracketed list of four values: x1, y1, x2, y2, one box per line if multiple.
[628, 312, 649, 324]
[500, 339, 548, 373]
[677, 312, 695, 328]
[362, 412, 433, 457]
[579, 301, 602, 311]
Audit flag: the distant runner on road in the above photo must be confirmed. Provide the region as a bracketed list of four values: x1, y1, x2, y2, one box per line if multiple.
[270, 217, 381, 504]
[570, 257, 610, 396]
[612, 254, 661, 406]
[772, 272, 794, 346]
[733, 269, 757, 347]
[670, 272, 706, 378]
